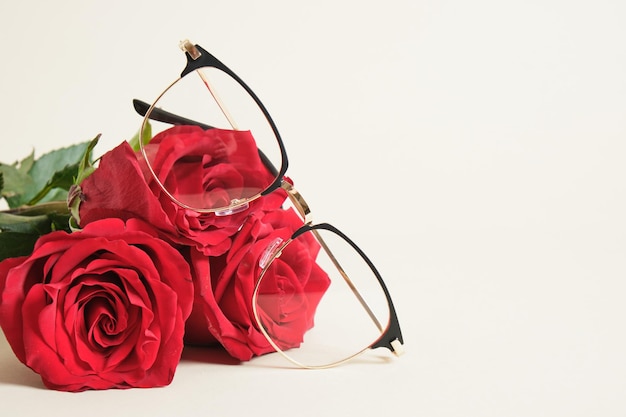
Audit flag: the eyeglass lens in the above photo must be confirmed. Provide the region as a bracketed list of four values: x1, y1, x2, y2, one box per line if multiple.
[254, 227, 392, 368]
[141, 66, 284, 212]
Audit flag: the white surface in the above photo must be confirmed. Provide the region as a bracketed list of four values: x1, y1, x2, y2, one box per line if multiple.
[1, 0, 625, 416]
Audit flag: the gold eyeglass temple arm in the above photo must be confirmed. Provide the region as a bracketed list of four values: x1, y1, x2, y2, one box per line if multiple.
[179, 39, 239, 130]
[280, 181, 384, 333]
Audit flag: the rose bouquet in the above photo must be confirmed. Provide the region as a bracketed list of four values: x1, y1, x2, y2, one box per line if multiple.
[0, 125, 329, 391]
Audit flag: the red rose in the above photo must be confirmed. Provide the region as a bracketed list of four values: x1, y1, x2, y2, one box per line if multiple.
[79, 130, 285, 256]
[0, 218, 193, 391]
[185, 208, 330, 361]
[145, 125, 276, 210]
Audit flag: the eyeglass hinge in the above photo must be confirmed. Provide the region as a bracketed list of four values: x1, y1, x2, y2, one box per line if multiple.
[281, 181, 313, 225]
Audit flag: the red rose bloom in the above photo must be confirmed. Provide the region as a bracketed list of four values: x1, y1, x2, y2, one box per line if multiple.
[185, 208, 330, 361]
[0, 218, 193, 391]
[144, 125, 276, 210]
[79, 133, 285, 256]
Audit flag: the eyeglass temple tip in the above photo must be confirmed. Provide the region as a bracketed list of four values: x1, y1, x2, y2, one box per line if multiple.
[391, 339, 405, 357]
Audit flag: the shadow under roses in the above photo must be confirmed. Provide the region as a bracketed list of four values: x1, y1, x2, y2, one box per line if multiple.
[180, 345, 241, 366]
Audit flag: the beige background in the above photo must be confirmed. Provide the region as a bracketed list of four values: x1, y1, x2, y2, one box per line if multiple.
[1, 0, 625, 415]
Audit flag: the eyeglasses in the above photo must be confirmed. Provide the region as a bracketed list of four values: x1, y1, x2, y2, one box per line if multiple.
[135, 40, 404, 368]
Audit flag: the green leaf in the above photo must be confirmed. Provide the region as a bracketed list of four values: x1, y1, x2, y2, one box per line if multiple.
[0, 212, 52, 234]
[0, 232, 39, 260]
[0, 136, 99, 262]
[75, 135, 100, 185]
[128, 121, 152, 152]
[0, 163, 35, 207]
[0, 203, 71, 262]
[0, 213, 53, 262]
[28, 142, 91, 197]
[1, 141, 92, 208]
[26, 163, 81, 206]
[37, 188, 69, 204]
[17, 151, 35, 175]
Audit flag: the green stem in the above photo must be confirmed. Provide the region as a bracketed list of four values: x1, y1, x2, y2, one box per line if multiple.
[2, 200, 69, 216]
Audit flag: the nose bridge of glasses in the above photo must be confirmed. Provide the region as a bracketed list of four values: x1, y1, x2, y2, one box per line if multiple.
[281, 181, 312, 225]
